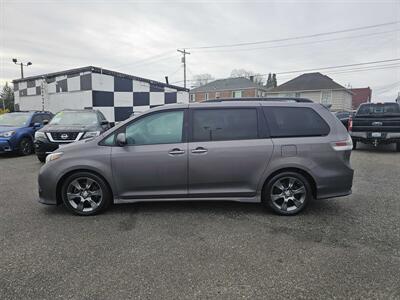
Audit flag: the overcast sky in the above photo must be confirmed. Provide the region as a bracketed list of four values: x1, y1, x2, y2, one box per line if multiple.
[1, 0, 399, 101]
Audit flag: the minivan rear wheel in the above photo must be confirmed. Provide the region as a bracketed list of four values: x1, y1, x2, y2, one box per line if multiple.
[61, 172, 112, 216]
[264, 172, 311, 215]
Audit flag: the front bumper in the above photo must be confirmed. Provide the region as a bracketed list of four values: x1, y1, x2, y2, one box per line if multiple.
[34, 139, 60, 156]
[38, 162, 60, 205]
[351, 132, 400, 145]
[0, 139, 13, 153]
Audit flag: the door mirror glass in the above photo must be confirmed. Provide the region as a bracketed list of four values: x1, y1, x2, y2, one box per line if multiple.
[42, 119, 49, 125]
[116, 133, 127, 146]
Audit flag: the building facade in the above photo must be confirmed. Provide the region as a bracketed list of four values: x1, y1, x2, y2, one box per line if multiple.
[13, 66, 189, 122]
[189, 77, 269, 102]
[266, 73, 353, 111]
[350, 87, 372, 110]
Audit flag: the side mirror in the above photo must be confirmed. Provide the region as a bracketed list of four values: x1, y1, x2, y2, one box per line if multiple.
[43, 119, 49, 125]
[109, 122, 115, 128]
[101, 120, 109, 126]
[33, 122, 41, 128]
[116, 133, 127, 146]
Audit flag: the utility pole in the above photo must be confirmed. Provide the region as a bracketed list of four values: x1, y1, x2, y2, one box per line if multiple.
[177, 49, 190, 88]
[12, 58, 32, 78]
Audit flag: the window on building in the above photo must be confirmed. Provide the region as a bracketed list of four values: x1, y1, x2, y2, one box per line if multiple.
[205, 93, 209, 101]
[192, 108, 258, 142]
[190, 94, 195, 102]
[232, 91, 242, 98]
[125, 110, 184, 145]
[321, 90, 332, 105]
[263, 107, 330, 137]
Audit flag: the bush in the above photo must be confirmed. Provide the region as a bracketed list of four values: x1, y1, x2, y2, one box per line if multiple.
[0, 108, 10, 115]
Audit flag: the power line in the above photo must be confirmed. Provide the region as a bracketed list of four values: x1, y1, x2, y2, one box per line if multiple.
[191, 29, 399, 53]
[185, 21, 399, 50]
[170, 59, 400, 84]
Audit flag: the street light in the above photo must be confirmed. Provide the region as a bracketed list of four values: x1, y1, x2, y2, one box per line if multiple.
[12, 58, 32, 78]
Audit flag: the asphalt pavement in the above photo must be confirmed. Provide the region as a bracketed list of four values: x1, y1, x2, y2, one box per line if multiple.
[0, 144, 399, 299]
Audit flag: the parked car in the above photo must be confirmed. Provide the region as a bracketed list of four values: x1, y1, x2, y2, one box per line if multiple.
[0, 111, 53, 156]
[334, 110, 355, 128]
[34, 109, 113, 162]
[38, 99, 354, 216]
[350, 102, 400, 151]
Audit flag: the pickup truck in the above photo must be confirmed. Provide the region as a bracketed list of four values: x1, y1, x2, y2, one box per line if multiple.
[350, 102, 400, 151]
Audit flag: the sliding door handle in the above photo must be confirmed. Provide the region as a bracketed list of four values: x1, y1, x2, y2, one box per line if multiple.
[191, 147, 208, 154]
[169, 148, 185, 155]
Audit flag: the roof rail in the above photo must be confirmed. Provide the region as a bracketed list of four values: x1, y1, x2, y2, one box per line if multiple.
[202, 97, 313, 103]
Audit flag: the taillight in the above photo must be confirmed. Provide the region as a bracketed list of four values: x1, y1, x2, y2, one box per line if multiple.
[331, 135, 353, 151]
[348, 115, 353, 132]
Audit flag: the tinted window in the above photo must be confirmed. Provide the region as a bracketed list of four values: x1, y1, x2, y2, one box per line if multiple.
[264, 107, 330, 137]
[192, 108, 258, 142]
[357, 103, 400, 115]
[31, 115, 42, 124]
[125, 110, 184, 145]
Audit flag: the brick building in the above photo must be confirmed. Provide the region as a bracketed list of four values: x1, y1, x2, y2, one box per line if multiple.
[350, 87, 372, 110]
[189, 77, 269, 102]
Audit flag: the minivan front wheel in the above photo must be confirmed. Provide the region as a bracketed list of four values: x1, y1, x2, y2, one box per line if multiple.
[61, 172, 111, 216]
[264, 172, 311, 215]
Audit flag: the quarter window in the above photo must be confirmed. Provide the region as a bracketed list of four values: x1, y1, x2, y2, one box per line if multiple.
[263, 107, 330, 137]
[125, 110, 184, 145]
[192, 108, 258, 142]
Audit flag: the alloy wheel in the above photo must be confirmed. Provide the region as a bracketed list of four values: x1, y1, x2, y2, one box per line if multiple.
[270, 176, 306, 213]
[66, 177, 103, 213]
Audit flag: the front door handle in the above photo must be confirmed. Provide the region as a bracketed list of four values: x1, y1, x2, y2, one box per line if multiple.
[169, 148, 185, 155]
[191, 147, 208, 154]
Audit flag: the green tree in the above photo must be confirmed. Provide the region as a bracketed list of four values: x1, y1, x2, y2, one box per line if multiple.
[272, 73, 277, 88]
[266, 73, 273, 88]
[0, 82, 15, 112]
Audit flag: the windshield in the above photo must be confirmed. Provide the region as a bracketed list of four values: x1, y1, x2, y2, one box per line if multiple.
[0, 113, 31, 127]
[50, 111, 98, 125]
[357, 103, 400, 115]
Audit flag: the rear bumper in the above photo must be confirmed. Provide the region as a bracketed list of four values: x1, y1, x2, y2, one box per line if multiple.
[351, 132, 400, 145]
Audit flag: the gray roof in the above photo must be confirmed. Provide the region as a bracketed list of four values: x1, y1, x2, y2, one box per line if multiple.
[269, 72, 348, 92]
[12, 66, 188, 92]
[190, 77, 268, 93]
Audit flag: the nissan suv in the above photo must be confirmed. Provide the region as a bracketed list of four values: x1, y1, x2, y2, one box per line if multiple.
[34, 109, 113, 162]
[38, 100, 354, 216]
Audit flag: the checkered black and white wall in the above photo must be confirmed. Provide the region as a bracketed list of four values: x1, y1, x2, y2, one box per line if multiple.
[14, 70, 189, 122]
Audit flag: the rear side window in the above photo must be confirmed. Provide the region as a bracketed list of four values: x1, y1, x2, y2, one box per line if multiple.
[263, 107, 330, 138]
[192, 108, 258, 142]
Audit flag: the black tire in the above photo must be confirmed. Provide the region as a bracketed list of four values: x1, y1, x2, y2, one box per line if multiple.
[37, 154, 46, 163]
[352, 140, 357, 150]
[18, 138, 33, 156]
[396, 142, 400, 152]
[61, 172, 112, 216]
[264, 171, 311, 216]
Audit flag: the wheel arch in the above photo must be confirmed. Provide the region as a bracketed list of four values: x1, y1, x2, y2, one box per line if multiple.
[56, 169, 114, 205]
[261, 167, 317, 201]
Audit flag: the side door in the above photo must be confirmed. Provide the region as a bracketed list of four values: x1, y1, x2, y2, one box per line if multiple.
[188, 106, 274, 198]
[111, 108, 188, 200]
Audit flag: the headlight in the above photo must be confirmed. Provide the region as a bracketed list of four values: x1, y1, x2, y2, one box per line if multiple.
[34, 131, 46, 139]
[82, 131, 101, 139]
[0, 130, 16, 138]
[46, 152, 63, 163]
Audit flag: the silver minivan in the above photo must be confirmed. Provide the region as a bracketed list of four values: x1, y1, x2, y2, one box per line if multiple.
[38, 100, 354, 216]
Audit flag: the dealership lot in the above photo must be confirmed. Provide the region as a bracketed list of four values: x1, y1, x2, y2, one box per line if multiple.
[0, 145, 399, 299]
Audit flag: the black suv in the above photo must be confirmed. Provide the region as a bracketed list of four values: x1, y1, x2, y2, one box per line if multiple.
[34, 109, 113, 162]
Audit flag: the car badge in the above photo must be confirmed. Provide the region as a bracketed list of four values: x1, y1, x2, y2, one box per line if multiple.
[61, 134, 69, 139]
